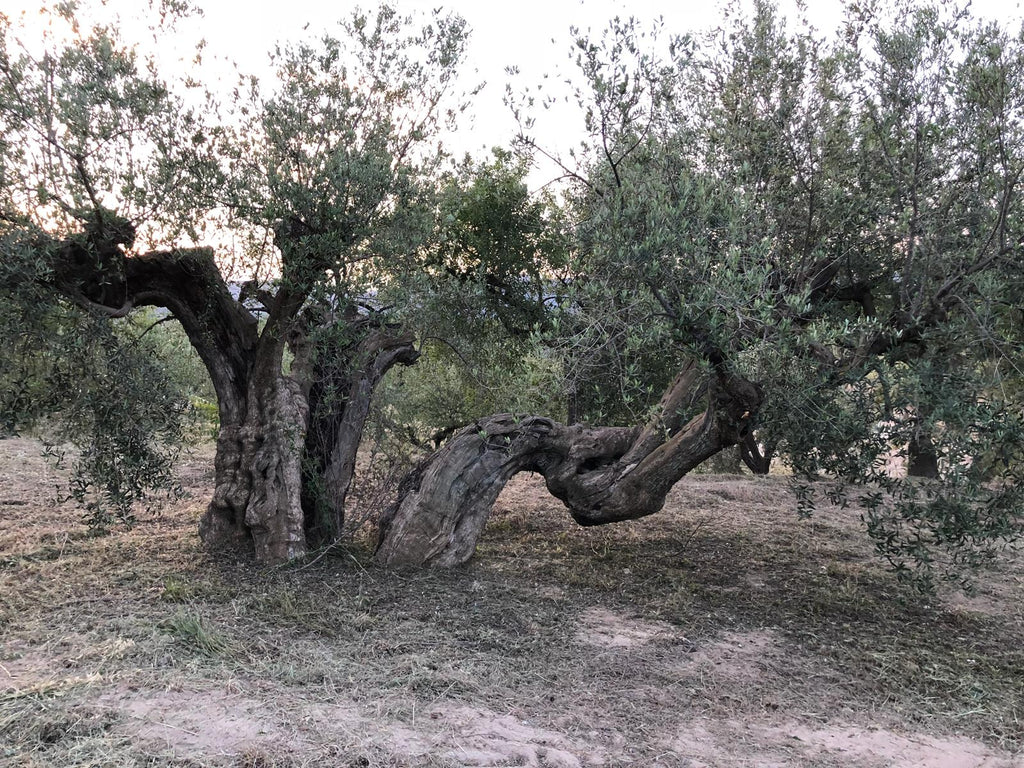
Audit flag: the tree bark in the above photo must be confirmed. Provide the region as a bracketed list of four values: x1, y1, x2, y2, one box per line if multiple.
[739, 432, 773, 475]
[203, 371, 309, 561]
[50, 239, 316, 562]
[46, 220, 421, 562]
[301, 317, 419, 547]
[376, 360, 761, 567]
[907, 432, 940, 479]
[125, 251, 315, 561]
[905, 399, 940, 479]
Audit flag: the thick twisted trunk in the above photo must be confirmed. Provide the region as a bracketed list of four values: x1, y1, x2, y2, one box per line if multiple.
[155, 270, 313, 562]
[376, 361, 761, 567]
[54, 241, 312, 561]
[202, 372, 309, 561]
[49, 232, 414, 563]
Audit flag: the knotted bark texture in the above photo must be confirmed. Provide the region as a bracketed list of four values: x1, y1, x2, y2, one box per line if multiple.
[48, 228, 417, 563]
[376, 361, 760, 567]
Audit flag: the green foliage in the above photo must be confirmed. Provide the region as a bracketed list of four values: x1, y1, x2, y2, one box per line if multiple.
[0, 216, 208, 529]
[0, 5, 212, 242]
[378, 336, 565, 444]
[549, 281, 680, 426]
[220, 4, 471, 291]
[372, 151, 570, 441]
[0, 4, 215, 527]
[543, 0, 1024, 586]
[160, 610, 235, 656]
[426, 149, 569, 334]
[0, 294, 193, 529]
[126, 311, 219, 438]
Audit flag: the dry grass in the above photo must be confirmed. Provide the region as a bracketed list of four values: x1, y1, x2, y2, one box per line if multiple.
[1, 437, 1021, 767]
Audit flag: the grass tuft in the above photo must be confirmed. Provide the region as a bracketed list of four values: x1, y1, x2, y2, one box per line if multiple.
[160, 610, 235, 657]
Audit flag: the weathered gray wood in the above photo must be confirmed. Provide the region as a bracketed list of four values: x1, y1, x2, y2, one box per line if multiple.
[376, 361, 761, 567]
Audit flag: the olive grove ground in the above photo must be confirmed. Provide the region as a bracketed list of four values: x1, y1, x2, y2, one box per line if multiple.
[1, 437, 1021, 767]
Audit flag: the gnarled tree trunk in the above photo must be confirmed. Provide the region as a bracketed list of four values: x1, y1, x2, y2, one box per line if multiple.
[376, 360, 761, 567]
[51, 233, 413, 563]
[123, 249, 316, 561]
[203, 369, 310, 562]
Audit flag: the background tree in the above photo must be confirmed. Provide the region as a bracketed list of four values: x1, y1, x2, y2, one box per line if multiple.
[378, 15, 764, 568]
[374, 150, 570, 450]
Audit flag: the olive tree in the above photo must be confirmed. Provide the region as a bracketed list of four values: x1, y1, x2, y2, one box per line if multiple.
[377, 1, 1024, 587]
[0, 3, 469, 561]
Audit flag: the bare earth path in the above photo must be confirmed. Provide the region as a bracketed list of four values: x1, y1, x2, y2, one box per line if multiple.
[1, 437, 1021, 767]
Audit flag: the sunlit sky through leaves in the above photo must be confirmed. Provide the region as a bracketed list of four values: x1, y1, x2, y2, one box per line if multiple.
[6, 0, 1024, 188]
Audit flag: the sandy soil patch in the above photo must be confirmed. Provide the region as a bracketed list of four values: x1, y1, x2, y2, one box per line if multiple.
[672, 719, 1024, 768]
[575, 606, 679, 649]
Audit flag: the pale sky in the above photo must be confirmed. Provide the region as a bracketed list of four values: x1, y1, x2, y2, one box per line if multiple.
[174, 0, 1024, 184]
[5, 0, 1024, 184]
[165, 0, 735, 171]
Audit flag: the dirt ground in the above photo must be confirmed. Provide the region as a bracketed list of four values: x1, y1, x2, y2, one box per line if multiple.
[1, 436, 1022, 767]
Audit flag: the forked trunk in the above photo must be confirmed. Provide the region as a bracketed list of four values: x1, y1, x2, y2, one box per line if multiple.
[51, 241, 412, 564]
[196, 310, 417, 562]
[302, 321, 419, 547]
[203, 319, 416, 561]
[376, 361, 761, 567]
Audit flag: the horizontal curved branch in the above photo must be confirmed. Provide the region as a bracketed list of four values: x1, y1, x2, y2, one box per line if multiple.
[123, 249, 260, 424]
[376, 361, 760, 567]
[67, 291, 134, 318]
[47, 231, 260, 425]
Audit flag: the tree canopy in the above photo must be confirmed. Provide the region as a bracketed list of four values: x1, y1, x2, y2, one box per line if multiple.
[605, 0, 1023, 585]
[379, 0, 1024, 587]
